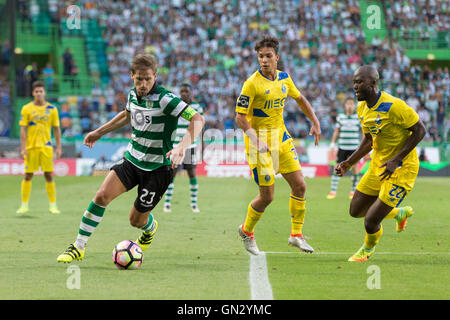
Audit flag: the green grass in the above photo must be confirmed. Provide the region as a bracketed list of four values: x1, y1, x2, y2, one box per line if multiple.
[0, 175, 449, 299]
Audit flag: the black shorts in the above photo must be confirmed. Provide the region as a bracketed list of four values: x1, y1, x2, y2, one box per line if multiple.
[111, 159, 174, 213]
[181, 148, 197, 170]
[337, 148, 357, 163]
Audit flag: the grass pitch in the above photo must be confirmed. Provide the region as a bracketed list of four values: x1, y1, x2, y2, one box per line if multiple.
[0, 174, 448, 300]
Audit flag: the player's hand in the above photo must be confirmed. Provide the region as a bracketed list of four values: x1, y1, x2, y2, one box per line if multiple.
[83, 131, 102, 148]
[257, 139, 270, 153]
[335, 161, 351, 177]
[55, 147, 62, 159]
[379, 159, 401, 181]
[329, 142, 336, 151]
[20, 149, 27, 160]
[167, 147, 185, 168]
[309, 123, 321, 146]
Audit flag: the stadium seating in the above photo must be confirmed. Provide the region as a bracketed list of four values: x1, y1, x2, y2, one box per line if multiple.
[0, 0, 448, 145]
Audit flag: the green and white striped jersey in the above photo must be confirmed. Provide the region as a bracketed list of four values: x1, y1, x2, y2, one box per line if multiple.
[124, 85, 188, 171]
[172, 101, 203, 149]
[336, 113, 361, 151]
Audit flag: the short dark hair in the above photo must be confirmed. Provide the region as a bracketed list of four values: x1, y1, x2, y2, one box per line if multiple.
[255, 36, 279, 54]
[32, 81, 45, 91]
[180, 83, 192, 90]
[130, 54, 158, 74]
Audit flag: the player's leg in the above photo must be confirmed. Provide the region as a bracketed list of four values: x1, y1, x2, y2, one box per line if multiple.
[238, 146, 275, 255]
[186, 166, 199, 212]
[378, 176, 416, 232]
[238, 184, 273, 256]
[282, 170, 306, 233]
[242, 149, 275, 233]
[57, 167, 129, 263]
[328, 149, 346, 199]
[347, 165, 382, 261]
[41, 146, 59, 214]
[131, 207, 158, 252]
[17, 172, 33, 214]
[243, 184, 274, 233]
[349, 190, 378, 218]
[44, 172, 60, 214]
[17, 149, 38, 214]
[134, 165, 174, 251]
[349, 165, 380, 218]
[348, 198, 392, 262]
[277, 141, 313, 252]
[327, 170, 340, 199]
[163, 169, 176, 213]
[282, 170, 314, 253]
[349, 162, 360, 199]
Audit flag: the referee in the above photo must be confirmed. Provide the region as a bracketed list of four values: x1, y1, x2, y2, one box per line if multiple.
[327, 97, 362, 199]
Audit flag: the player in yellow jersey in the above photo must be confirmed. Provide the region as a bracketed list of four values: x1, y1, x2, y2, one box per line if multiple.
[335, 66, 426, 262]
[235, 36, 321, 255]
[16, 81, 62, 215]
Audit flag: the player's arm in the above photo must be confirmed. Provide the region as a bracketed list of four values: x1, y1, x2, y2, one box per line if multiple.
[235, 112, 269, 153]
[19, 107, 29, 160]
[379, 120, 426, 181]
[335, 133, 373, 177]
[84, 110, 130, 148]
[19, 126, 27, 160]
[234, 80, 268, 152]
[167, 106, 205, 168]
[330, 127, 339, 149]
[51, 107, 62, 158]
[293, 95, 321, 146]
[53, 125, 62, 159]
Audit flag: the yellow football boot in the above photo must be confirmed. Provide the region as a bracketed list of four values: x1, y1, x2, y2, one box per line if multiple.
[136, 220, 158, 251]
[395, 206, 413, 232]
[57, 243, 85, 263]
[348, 246, 375, 262]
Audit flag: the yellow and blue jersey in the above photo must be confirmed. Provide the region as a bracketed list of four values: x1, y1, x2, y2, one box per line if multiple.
[357, 91, 419, 168]
[19, 101, 60, 150]
[235, 69, 301, 149]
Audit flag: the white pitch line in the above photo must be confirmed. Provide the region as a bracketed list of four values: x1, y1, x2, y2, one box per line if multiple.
[248, 250, 449, 300]
[264, 251, 450, 255]
[249, 252, 274, 300]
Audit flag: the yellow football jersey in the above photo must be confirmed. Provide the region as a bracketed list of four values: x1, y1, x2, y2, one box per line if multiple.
[235, 69, 301, 148]
[357, 91, 419, 167]
[19, 101, 60, 150]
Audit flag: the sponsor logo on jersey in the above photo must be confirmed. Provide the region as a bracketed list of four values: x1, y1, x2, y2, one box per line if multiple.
[237, 95, 250, 108]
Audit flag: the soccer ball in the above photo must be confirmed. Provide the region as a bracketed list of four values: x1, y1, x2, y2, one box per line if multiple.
[112, 240, 143, 270]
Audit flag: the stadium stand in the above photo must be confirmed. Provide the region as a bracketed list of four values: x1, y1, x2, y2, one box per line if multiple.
[0, 0, 448, 145]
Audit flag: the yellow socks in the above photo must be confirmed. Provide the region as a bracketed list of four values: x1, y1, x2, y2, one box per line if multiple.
[46, 181, 57, 204]
[364, 225, 383, 250]
[242, 194, 306, 236]
[289, 194, 306, 236]
[384, 207, 400, 219]
[242, 203, 264, 234]
[21, 180, 32, 204]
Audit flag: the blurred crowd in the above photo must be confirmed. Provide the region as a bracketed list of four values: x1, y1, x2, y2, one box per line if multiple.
[384, 0, 449, 44]
[2, 0, 449, 144]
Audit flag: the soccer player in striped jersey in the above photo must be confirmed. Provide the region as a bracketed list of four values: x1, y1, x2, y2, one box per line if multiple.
[164, 83, 204, 213]
[236, 36, 321, 255]
[336, 65, 425, 262]
[16, 81, 62, 215]
[57, 54, 205, 263]
[327, 97, 362, 199]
